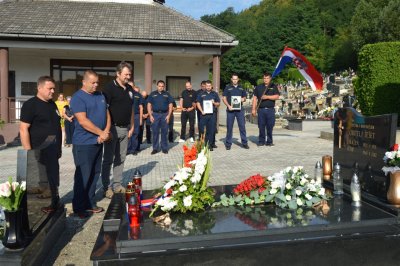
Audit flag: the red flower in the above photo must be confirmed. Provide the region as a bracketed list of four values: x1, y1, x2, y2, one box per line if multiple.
[392, 144, 399, 151]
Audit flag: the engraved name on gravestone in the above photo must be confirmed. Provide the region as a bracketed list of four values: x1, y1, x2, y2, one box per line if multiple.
[333, 108, 398, 200]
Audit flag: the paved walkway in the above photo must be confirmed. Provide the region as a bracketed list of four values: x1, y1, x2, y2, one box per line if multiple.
[0, 120, 333, 265]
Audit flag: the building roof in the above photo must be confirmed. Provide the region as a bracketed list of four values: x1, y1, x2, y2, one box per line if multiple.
[0, 0, 237, 46]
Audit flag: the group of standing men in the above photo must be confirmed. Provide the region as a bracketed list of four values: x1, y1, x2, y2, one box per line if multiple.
[19, 61, 280, 218]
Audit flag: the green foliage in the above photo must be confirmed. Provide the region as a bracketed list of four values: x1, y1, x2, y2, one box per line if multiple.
[355, 42, 400, 117]
[202, 0, 360, 84]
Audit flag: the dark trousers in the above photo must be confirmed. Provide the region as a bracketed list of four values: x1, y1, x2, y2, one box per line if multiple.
[168, 113, 174, 143]
[72, 144, 103, 213]
[127, 114, 140, 153]
[139, 118, 151, 144]
[39, 142, 60, 206]
[199, 113, 216, 147]
[225, 109, 247, 147]
[64, 119, 75, 145]
[196, 110, 202, 139]
[152, 112, 169, 152]
[257, 108, 275, 145]
[180, 110, 195, 140]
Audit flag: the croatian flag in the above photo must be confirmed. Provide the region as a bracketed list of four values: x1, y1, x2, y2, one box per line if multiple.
[272, 47, 323, 91]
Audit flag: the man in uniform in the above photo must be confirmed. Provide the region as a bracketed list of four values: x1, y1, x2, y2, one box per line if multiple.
[148, 80, 174, 154]
[127, 84, 143, 155]
[196, 80, 220, 150]
[101, 62, 134, 198]
[179, 81, 196, 143]
[70, 70, 111, 218]
[251, 72, 280, 146]
[222, 74, 249, 150]
[20, 76, 62, 213]
[196, 81, 206, 138]
[138, 90, 152, 145]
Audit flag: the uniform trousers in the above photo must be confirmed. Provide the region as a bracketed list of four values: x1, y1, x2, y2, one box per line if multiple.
[225, 109, 247, 147]
[199, 113, 216, 147]
[152, 112, 169, 152]
[257, 108, 275, 145]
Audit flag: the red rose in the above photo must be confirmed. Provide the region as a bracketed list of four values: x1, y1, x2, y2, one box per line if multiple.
[392, 144, 399, 151]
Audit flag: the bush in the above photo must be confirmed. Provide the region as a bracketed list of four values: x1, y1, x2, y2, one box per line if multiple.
[355, 42, 400, 118]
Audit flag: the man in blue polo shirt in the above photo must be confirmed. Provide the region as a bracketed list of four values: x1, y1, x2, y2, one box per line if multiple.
[148, 80, 174, 154]
[222, 74, 249, 150]
[251, 72, 280, 146]
[70, 70, 111, 218]
[127, 84, 143, 155]
[196, 80, 220, 150]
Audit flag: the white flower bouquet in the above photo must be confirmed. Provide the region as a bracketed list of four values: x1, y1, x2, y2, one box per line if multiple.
[0, 177, 26, 211]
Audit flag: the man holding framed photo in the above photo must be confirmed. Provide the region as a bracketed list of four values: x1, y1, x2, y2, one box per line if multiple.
[222, 74, 249, 150]
[196, 80, 220, 150]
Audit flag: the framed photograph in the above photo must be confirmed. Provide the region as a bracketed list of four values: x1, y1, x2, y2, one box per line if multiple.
[231, 96, 241, 110]
[203, 100, 213, 114]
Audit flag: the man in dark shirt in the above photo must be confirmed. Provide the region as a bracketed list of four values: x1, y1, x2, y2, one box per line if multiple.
[252, 72, 280, 146]
[148, 80, 174, 154]
[196, 81, 206, 139]
[196, 80, 220, 150]
[127, 84, 143, 155]
[101, 62, 134, 198]
[19, 76, 62, 213]
[222, 74, 249, 150]
[138, 90, 151, 144]
[179, 81, 196, 143]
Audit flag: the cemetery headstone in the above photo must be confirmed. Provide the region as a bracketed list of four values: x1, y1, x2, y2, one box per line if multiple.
[333, 108, 398, 200]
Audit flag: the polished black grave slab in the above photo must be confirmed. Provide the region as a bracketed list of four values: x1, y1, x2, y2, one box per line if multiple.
[91, 186, 400, 265]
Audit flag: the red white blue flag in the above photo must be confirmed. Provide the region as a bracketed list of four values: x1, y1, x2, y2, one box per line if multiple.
[272, 47, 323, 91]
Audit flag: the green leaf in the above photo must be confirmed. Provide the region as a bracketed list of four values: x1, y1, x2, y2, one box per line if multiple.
[264, 194, 275, 203]
[244, 197, 252, 205]
[288, 200, 297, 210]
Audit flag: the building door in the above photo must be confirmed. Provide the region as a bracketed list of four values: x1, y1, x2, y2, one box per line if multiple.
[166, 76, 190, 99]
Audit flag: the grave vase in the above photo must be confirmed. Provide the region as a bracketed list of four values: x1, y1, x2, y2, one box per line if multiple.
[2, 208, 26, 250]
[387, 171, 400, 205]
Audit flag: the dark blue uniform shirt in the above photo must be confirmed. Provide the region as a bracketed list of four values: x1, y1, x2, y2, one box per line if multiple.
[132, 91, 144, 114]
[223, 84, 247, 109]
[148, 90, 174, 112]
[254, 84, 280, 108]
[196, 90, 220, 111]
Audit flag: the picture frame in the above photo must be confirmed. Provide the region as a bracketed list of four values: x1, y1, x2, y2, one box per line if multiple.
[231, 96, 241, 110]
[203, 100, 213, 114]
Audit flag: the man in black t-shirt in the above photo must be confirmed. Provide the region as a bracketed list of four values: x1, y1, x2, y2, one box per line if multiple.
[101, 62, 134, 198]
[20, 76, 62, 213]
[179, 81, 196, 143]
[251, 72, 280, 146]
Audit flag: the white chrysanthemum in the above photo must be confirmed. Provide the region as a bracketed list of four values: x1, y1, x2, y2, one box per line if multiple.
[179, 185, 188, 192]
[385, 151, 394, 160]
[300, 178, 307, 186]
[183, 195, 193, 207]
[308, 184, 316, 192]
[184, 219, 194, 230]
[157, 197, 178, 211]
[305, 193, 312, 200]
[318, 187, 326, 196]
[296, 189, 302, 196]
[293, 166, 299, 173]
[285, 195, 292, 201]
[190, 173, 202, 183]
[285, 166, 292, 172]
[286, 183, 292, 189]
[297, 198, 303, 206]
[270, 188, 278, 194]
[304, 174, 309, 179]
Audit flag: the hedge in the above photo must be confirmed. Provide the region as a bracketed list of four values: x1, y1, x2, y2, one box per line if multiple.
[355, 42, 400, 119]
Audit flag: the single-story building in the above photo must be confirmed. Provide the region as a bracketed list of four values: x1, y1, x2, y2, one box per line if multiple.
[0, 0, 238, 123]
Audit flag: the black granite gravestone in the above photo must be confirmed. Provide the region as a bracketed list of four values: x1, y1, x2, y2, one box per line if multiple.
[0, 137, 66, 265]
[333, 108, 398, 200]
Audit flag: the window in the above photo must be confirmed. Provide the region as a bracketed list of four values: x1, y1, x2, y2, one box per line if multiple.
[166, 76, 191, 99]
[51, 59, 134, 98]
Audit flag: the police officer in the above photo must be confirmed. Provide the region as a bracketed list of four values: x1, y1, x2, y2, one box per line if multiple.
[179, 81, 196, 143]
[127, 84, 143, 155]
[196, 81, 206, 139]
[196, 80, 220, 150]
[251, 72, 280, 146]
[222, 74, 249, 150]
[138, 90, 152, 145]
[148, 80, 174, 154]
